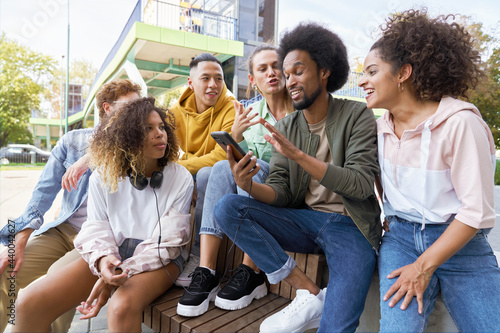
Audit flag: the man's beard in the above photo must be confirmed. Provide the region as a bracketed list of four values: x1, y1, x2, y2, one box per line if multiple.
[292, 83, 322, 110]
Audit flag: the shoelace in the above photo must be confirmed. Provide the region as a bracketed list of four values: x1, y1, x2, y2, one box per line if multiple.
[226, 266, 250, 288]
[187, 270, 211, 292]
[281, 292, 316, 317]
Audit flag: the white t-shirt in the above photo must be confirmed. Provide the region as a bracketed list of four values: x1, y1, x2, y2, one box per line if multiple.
[87, 163, 193, 246]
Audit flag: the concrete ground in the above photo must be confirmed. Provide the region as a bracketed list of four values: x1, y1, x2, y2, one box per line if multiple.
[1, 169, 500, 332]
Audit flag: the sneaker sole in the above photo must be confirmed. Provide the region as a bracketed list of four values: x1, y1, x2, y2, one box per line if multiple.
[215, 282, 268, 310]
[260, 317, 321, 333]
[176, 286, 219, 317]
[175, 278, 191, 287]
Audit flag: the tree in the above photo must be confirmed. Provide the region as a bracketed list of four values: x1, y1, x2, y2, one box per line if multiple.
[0, 34, 56, 146]
[470, 47, 500, 148]
[461, 18, 500, 148]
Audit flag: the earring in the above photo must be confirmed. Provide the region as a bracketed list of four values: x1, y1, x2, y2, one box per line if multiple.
[252, 84, 259, 92]
[398, 82, 405, 93]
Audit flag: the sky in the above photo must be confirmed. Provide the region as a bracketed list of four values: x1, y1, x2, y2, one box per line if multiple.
[1, 0, 499, 71]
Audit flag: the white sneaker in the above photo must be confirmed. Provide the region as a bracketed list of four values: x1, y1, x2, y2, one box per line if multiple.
[260, 288, 326, 333]
[175, 253, 200, 287]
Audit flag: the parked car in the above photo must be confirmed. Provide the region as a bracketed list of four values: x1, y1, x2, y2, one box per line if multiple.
[0, 144, 51, 164]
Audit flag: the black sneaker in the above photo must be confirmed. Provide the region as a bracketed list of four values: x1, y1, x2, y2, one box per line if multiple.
[177, 267, 219, 317]
[215, 263, 268, 310]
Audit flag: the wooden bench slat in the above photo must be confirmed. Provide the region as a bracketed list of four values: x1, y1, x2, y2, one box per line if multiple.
[191, 293, 280, 332]
[146, 235, 327, 332]
[211, 294, 285, 333]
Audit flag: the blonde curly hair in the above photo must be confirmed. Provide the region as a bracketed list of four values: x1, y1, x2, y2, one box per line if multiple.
[89, 97, 179, 192]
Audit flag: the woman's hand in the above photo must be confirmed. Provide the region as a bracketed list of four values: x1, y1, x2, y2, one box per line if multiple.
[231, 101, 260, 142]
[383, 261, 433, 314]
[62, 154, 90, 191]
[97, 255, 129, 286]
[77, 278, 114, 319]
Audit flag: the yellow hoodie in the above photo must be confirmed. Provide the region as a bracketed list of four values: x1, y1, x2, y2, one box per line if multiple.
[170, 84, 235, 175]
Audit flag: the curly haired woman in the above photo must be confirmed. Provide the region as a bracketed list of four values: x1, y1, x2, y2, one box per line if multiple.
[359, 9, 500, 332]
[13, 97, 194, 332]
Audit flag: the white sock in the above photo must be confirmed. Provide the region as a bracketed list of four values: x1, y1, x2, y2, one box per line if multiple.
[200, 266, 216, 276]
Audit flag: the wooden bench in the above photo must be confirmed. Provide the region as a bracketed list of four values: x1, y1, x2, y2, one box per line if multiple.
[143, 232, 326, 333]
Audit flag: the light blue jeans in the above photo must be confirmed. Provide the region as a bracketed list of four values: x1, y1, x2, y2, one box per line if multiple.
[200, 159, 269, 238]
[193, 166, 213, 251]
[379, 216, 500, 332]
[214, 195, 377, 332]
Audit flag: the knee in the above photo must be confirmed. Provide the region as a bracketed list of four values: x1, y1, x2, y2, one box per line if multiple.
[196, 167, 212, 189]
[108, 293, 142, 320]
[213, 194, 241, 229]
[15, 289, 40, 319]
[212, 160, 230, 174]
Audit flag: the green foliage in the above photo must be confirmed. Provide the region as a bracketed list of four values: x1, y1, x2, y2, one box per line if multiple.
[462, 19, 500, 148]
[496, 160, 500, 185]
[157, 87, 184, 108]
[0, 34, 56, 146]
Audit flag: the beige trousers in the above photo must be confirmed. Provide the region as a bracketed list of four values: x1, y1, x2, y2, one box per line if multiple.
[1, 223, 81, 332]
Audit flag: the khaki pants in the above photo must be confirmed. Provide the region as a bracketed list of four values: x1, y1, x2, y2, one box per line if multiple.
[1, 223, 81, 332]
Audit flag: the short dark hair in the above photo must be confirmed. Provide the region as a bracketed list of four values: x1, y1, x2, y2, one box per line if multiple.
[189, 53, 222, 70]
[371, 8, 482, 100]
[279, 22, 349, 93]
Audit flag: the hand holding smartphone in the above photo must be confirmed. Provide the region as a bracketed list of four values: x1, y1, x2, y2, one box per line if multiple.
[211, 131, 247, 162]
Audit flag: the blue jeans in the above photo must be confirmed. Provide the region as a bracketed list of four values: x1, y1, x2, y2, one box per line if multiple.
[193, 167, 213, 250]
[379, 216, 500, 332]
[214, 195, 377, 332]
[200, 159, 269, 238]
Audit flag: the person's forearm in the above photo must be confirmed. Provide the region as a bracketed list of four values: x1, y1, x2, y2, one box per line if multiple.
[415, 219, 478, 274]
[294, 150, 328, 182]
[245, 181, 276, 204]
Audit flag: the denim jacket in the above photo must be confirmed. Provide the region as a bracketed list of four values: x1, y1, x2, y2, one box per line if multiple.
[0, 129, 93, 245]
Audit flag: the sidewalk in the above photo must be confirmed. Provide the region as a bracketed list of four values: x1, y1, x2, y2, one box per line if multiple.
[0, 169, 151, 332]
[2, 169, 500, 332]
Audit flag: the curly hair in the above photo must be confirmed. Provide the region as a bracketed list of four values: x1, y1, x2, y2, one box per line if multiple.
[96, 79, 142, 119]
[278, 22, 349, 93]
[89, 97, 179, 192]
[371, 9, 483, 100]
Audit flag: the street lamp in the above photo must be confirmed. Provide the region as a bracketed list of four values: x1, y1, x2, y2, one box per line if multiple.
[64, 0, 70, 134]
[60, 55, 64, 138]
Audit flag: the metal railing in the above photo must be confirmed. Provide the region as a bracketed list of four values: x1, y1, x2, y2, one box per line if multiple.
[144, 0, 237, 40]
[335, 72, 365, 99]
[239, 94, 263, 108]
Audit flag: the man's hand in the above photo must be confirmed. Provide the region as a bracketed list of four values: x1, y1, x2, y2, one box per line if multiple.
[62, 154, 90, 191]
[231, 101, 260, 142]
[227, 147, 260, 194]
[0, 228, 33, 276]
[77, 278, 113, 319]
[260, 118, 303, 161]
[97, 255, 128, 286]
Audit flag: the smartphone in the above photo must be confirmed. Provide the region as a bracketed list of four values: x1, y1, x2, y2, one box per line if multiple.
[211, 131, 247, 162]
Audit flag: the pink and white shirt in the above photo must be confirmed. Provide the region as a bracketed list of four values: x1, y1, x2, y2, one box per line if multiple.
[377, 96, 496, 229]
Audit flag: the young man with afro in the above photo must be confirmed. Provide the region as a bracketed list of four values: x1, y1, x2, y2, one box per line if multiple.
[214, 23, 382, 332]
